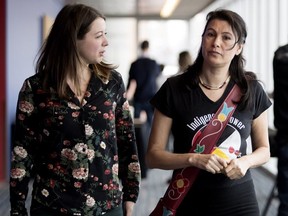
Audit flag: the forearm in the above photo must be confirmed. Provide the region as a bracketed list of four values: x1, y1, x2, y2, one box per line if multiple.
[240, 146, 270, 169]
[146, 149, 194, 170]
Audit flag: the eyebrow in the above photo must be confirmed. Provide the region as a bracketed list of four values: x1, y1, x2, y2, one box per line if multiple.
[206, 28, 233, 35]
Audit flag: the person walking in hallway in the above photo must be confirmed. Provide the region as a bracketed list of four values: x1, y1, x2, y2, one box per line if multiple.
[146, 9, 272, 216]
[126, 40, 161, 128]
[9, 4, 140, 216]
[126, 40, 161, 179]
[176, 50, 193, 75]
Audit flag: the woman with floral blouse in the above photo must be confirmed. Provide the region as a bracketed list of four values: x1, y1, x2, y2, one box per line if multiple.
[10, 4, 141, 216]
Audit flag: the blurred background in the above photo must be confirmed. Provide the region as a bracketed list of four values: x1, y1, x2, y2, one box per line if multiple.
[0, 0, 287, 215]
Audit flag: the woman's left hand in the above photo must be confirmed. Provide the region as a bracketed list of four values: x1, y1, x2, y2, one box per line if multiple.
[222, 157, 249, 180]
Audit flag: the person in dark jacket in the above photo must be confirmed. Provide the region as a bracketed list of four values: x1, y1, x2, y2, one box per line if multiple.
[126, 40, 161, 127]
[273, 43, 288, 216]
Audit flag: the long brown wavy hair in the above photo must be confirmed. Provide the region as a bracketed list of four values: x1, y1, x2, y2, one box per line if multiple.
[36, 4, 117, 98]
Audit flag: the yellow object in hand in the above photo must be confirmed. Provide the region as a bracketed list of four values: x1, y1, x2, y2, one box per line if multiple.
[212, 148, 229, 160]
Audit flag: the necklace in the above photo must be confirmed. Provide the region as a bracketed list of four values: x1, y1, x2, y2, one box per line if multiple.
[199, 75, 230, 90]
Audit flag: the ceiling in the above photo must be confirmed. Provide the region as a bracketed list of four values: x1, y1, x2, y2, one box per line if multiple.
[65, 0, 216, 20]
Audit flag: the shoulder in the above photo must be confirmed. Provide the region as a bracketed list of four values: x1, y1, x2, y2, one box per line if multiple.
[23, 73, 42, 87]
[110, 70, 124, 85]
[109, 70, 122, 80]
[274, 44, 288, 62]
[167, 71, 194, 87]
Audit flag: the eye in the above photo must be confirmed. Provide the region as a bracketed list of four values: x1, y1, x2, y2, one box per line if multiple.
[205, 31, 215, 38]
[223, 35, 232, 41]
[96, 33, 103, 39]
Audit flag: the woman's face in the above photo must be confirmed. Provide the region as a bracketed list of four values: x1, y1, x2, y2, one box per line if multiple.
[201, 19, 243, 68]
[77, 17, 108, 65]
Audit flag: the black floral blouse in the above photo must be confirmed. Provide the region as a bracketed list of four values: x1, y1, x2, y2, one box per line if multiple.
[10, 70, 141, 215]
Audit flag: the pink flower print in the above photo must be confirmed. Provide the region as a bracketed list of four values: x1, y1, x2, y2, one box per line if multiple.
[103, 184, 108, 190]
[75, 143, 88, 154]
[104, 101, 112, 106]
[86, 195, 95, 207]
[61, 149, 77, 161]
[18, 113, 25, 121]
[106, 200, 112, 210]
[50, 179, 56, 188]
[72, 168, 88, 180]
[84, 124, 93, 136]
[14, 146, 28, 158]
[114, 155, 118, 161]
[109, 111, 115, 120]
[87, 149, 95, 161]
[39, 102, 45, 108]
[63, 140, 71, 146]
[84, 91, 91, 98]
[19, 101, 34, 114]
[128, 162, 141, 174]
[104, 169, 111, 175]
[122, 101, 130, 110]
[103, 113, 109, 119]
[72, 111, 80, 118]
[74, 182, 82, 188]
[131, 154, 138, 161]
[10, 168, 26, 179]
[67, 102, 80, 110]
[112, 163, 119, 175]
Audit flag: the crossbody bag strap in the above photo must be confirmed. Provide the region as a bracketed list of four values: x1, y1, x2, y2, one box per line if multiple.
[150, 84, 242, 216]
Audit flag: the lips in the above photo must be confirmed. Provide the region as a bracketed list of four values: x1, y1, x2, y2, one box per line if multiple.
[209, 50, 221, 56]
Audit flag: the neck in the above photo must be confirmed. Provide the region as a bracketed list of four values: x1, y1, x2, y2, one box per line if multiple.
[199, 75, 230, 90]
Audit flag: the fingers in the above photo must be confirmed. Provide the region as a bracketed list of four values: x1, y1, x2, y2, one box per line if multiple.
[205, 154, 228, 174]
[222, 159, 246, 179]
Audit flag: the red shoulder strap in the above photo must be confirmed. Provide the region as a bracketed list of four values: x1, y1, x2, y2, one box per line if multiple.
[150, 84, 242, 216]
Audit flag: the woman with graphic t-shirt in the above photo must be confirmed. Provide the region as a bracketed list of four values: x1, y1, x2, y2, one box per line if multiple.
[146, 9, 271, 216]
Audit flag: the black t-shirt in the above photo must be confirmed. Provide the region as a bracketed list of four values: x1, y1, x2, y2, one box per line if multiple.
[150, 72, 272, 214]
[128, 57, 161, 102]
[151, 73, 271, 160]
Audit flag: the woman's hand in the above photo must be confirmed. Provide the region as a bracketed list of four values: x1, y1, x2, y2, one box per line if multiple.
[123, 201, 135, 216]
[222, 157, 249, 180]
[192, 154, 230, 174]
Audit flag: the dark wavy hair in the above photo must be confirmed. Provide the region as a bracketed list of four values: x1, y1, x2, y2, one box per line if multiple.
[36, 4, 117, 98]
[187, 9, 254, 110]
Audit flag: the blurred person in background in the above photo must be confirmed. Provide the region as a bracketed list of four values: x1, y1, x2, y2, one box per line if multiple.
[272, 43, 288, 216]
[126, 40, 161, 179]
[176, 50, 193, 75]
[126, 40, 161, 128]
[9, 4, 140, 216]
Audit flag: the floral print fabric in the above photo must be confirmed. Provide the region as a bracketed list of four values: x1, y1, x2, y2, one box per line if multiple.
[10, 70, 140, 215]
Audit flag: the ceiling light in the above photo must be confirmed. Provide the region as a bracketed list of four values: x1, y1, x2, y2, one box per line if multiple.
[160, 0, 181, 18]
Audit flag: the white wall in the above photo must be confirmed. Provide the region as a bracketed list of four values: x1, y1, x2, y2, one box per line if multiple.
[6, 0, 63, 178]
[189, 0, 288, 128]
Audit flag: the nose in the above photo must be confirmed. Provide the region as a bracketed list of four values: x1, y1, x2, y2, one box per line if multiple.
[103, 35, 109, 47]
[213, 36, 221, 47]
